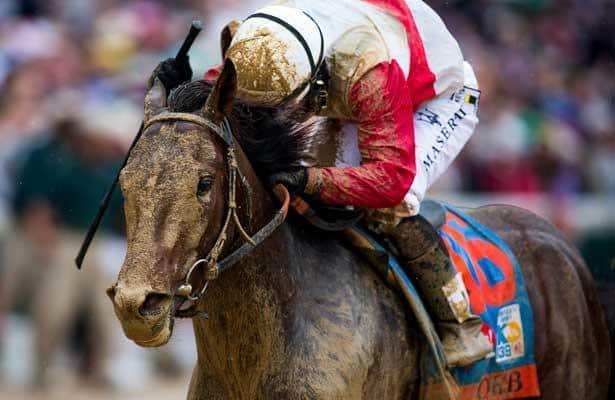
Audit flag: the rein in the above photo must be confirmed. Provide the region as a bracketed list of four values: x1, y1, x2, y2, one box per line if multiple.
[142, 112, 290, 302]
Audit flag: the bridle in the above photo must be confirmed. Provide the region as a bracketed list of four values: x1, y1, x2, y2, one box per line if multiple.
[142, 112, 290, 302]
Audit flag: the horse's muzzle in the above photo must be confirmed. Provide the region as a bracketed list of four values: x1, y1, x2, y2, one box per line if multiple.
[107, 283, 175, 347]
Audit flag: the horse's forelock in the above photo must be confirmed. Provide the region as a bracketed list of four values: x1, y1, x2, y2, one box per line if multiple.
[168, 80, 213, 113]
[167, 80, 317, 178]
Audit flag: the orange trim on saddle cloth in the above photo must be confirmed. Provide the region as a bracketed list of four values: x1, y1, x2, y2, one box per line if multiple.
[457, 364, 540, 400]
[420, 365, 540, 400]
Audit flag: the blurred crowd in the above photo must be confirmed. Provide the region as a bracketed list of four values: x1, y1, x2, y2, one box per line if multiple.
[0, 0, 263, 393]
[431, 0, 615, 197]
[0, 0, 613, 394]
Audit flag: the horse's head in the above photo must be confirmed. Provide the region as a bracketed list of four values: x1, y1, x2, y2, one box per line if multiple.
[108, 61, 238, 347]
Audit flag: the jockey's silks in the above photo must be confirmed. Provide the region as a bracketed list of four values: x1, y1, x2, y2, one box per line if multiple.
[208, 0, 471, 211]
[274, 0, 469, 210]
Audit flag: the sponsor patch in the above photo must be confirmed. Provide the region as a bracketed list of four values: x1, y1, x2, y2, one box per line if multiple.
[452, 86, 481, 115]
[463, 86, 481, 115]
[496, 304, 525, 363]
[419, 107, 469, 174]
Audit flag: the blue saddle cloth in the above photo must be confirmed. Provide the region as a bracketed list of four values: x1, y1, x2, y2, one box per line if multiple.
[345, 204, 539, 400]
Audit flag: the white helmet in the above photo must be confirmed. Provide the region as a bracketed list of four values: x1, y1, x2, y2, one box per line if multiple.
[226, 5, 325, 105]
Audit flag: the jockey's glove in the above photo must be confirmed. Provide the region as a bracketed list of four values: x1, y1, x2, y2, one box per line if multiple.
[268, 168, 309, 196]
[149, 56, 192, 93]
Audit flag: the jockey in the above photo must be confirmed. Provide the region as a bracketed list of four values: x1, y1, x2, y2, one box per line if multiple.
[152, 0, 492, 368]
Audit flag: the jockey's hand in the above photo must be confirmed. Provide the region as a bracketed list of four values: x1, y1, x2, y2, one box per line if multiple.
[149, 56, 192, 93]
[268, 168, 308, 196]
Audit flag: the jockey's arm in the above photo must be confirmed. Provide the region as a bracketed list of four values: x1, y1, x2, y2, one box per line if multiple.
[308, 61, 416, 209]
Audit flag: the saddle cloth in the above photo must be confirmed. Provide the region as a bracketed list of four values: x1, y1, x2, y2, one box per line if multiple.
[345, 203, 540, 400]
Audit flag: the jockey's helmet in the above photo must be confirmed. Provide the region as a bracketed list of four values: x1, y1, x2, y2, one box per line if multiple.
[226, 5, 325, 105]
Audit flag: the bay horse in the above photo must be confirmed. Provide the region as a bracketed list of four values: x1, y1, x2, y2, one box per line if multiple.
[107, 61, 611, 399]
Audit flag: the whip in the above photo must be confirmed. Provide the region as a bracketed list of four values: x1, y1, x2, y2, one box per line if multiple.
[75, 20, 204, 269]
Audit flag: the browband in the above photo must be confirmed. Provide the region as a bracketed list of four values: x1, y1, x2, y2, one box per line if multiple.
[144, 112, 234, 147]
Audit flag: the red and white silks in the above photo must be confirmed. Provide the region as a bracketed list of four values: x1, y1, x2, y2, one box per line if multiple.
[209, 0, 480, 214]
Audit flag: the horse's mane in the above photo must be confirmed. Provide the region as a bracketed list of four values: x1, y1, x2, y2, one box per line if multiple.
[168, 80, 318, 178]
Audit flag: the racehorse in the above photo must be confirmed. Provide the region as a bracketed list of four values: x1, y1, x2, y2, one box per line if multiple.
[107, 61, 612, 399]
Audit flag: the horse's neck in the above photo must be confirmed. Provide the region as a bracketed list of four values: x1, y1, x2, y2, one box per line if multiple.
[191, 228, 294, 394]
[191, 146, 295, 392]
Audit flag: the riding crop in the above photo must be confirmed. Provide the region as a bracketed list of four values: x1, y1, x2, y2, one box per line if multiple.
[75, 20, 203, 269]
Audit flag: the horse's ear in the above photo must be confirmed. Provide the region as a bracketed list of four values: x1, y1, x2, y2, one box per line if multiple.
[144, 78, 167, 122]
[203, 58, 237, 121]
[220, 20, 241, 59]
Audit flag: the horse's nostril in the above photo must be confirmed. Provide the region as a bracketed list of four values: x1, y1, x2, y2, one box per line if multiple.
[139, 292, 171, 317]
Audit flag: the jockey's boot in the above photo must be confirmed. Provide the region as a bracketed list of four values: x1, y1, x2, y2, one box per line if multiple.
[388, 215, 494, 368]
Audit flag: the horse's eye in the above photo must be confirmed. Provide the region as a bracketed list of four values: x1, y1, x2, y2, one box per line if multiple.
[197, 177, 213, 196]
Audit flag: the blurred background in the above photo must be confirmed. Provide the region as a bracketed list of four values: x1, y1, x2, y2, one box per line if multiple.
[0, 0, 613, 398]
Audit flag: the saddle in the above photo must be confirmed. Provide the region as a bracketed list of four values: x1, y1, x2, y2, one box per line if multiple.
[294, 197, 540, 400]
